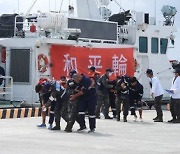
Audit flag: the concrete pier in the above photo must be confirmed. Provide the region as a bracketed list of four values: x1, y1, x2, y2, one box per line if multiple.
[0, 110, 180, 154]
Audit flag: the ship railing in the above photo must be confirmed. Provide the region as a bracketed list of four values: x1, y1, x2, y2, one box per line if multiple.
[117, 25, 136, 45]
[14, 15, 24, 37]
[78, 38, 118, 44]
[0, 76, 13, 102]
[14, 14, 38, 38]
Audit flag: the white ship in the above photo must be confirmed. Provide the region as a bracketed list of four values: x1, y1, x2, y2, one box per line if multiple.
[0, 0, 177, 103]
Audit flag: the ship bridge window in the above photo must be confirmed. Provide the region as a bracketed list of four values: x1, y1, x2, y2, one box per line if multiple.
[139, 37, 148, 53]
[10, 49, 30, 83]
[160, 38, 168, 54]
[151, 37, 158, 54]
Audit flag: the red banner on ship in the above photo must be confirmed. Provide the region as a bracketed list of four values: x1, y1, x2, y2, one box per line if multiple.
[50, 45, 134, 79]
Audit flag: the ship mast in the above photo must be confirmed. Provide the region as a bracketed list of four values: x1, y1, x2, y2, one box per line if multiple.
[26, 0, 38, 15]
[18, 0, 19, 14]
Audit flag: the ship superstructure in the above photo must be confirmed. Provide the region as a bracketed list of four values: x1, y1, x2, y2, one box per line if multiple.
[0, 0, 177, 103]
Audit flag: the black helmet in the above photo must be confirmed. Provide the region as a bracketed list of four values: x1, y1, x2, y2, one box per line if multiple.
[130, 77, 137, 83]
[60, 76, 66, 81]
[89, 66, 96, 71]
[69, 69, 77, 78]
[106, 68, 113, 72]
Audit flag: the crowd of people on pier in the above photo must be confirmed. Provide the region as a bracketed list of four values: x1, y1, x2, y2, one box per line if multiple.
[35, 67, 180, 133]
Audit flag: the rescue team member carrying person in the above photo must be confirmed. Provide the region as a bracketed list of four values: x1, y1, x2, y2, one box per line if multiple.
[43, 81, 69, 130]
[95, 68, 114, 119]
[35, 79, 69, 130]
[64, 69, 80, 133]
[129, 77, 144, 122]
[116, 75, 130, 122]
[70, 73, 97, 133]
[35, 79, 52, 128]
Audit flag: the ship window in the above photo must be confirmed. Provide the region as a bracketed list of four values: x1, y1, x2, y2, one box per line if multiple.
[139, 37, 148, 53]
[160, 38, 168, 54]
[151, 37, 158, 54]
[10, 49, 30, 83]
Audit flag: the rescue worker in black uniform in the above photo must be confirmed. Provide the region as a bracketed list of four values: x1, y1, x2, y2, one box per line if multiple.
[129, 77, 144, 121]
[116, 76, 130, 122]
[95, 68, 114, 119]
[48, 77, 69, 129]
[64, 70, 80, 132]
[48, 80, 60, 129]
[35, 80, 52, 128]
[44, 82, 69, 130]
[70, 73, 97, 133]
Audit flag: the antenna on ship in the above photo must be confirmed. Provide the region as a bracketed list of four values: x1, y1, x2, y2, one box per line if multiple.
[18, 0, 19, 14]
[59, 0, 64, 13]
[68, 0, 74, 17]
[98, 0, 111, 20]
[111, 0, 125, 12]
[26, 0, 38, 16]
[161, 5, 177, 26]
[49, 0, 50, 11]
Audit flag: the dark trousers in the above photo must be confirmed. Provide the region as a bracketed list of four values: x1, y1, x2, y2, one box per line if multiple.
[66, 99, 80, 128]
[154, 95, 163, 118]
[54, 99, 69, 126]
[129, 98, 136, 115]
[116, 96, 129, 117]
[78, 88, 97, 130]
[95, 91, 110, 117]
[109, 91, 116, 117]
[170, 98, 180, 120]
[49, 101, 56, 125]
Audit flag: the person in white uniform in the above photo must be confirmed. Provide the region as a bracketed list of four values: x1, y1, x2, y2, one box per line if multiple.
[146, 69, 164, 122]
[168, 68, 180, 123]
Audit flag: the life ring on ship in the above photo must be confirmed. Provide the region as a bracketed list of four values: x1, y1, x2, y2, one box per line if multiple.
[38, 54, 49, 73]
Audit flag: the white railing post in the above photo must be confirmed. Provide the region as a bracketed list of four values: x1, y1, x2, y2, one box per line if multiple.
[10, 77, 13, 102]
[0, 76, 13, 102]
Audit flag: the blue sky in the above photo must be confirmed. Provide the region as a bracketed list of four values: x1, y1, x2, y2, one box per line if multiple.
[0, 0, 179, 28]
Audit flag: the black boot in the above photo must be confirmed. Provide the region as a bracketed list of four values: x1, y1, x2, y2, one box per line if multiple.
[113, 111, 116, 119]
[51, 125, 61, 130]
[77, 126, 87, 132]
[117, 113, 120, 121]
[105, 116, 113, 119]
[105, 114, 113, 119]
[64, 123, 73, 133]
[96, 116, 100, 119]
[123, 116, 127, 122]
[167, 118, 176, 123]
[172, 118, 180, 123]
[51, 121, 61, 130]
[153, 116, 158, 120]
[154, 116, 163, 122]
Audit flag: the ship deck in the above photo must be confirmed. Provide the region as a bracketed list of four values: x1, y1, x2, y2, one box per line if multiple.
[0, 110, 180, 154]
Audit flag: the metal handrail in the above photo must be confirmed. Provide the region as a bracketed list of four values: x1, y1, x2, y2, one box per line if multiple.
[0, 76, 13, 102]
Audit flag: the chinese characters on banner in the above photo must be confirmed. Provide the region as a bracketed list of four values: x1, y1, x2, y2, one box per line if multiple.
[50, 45, 134, 79]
